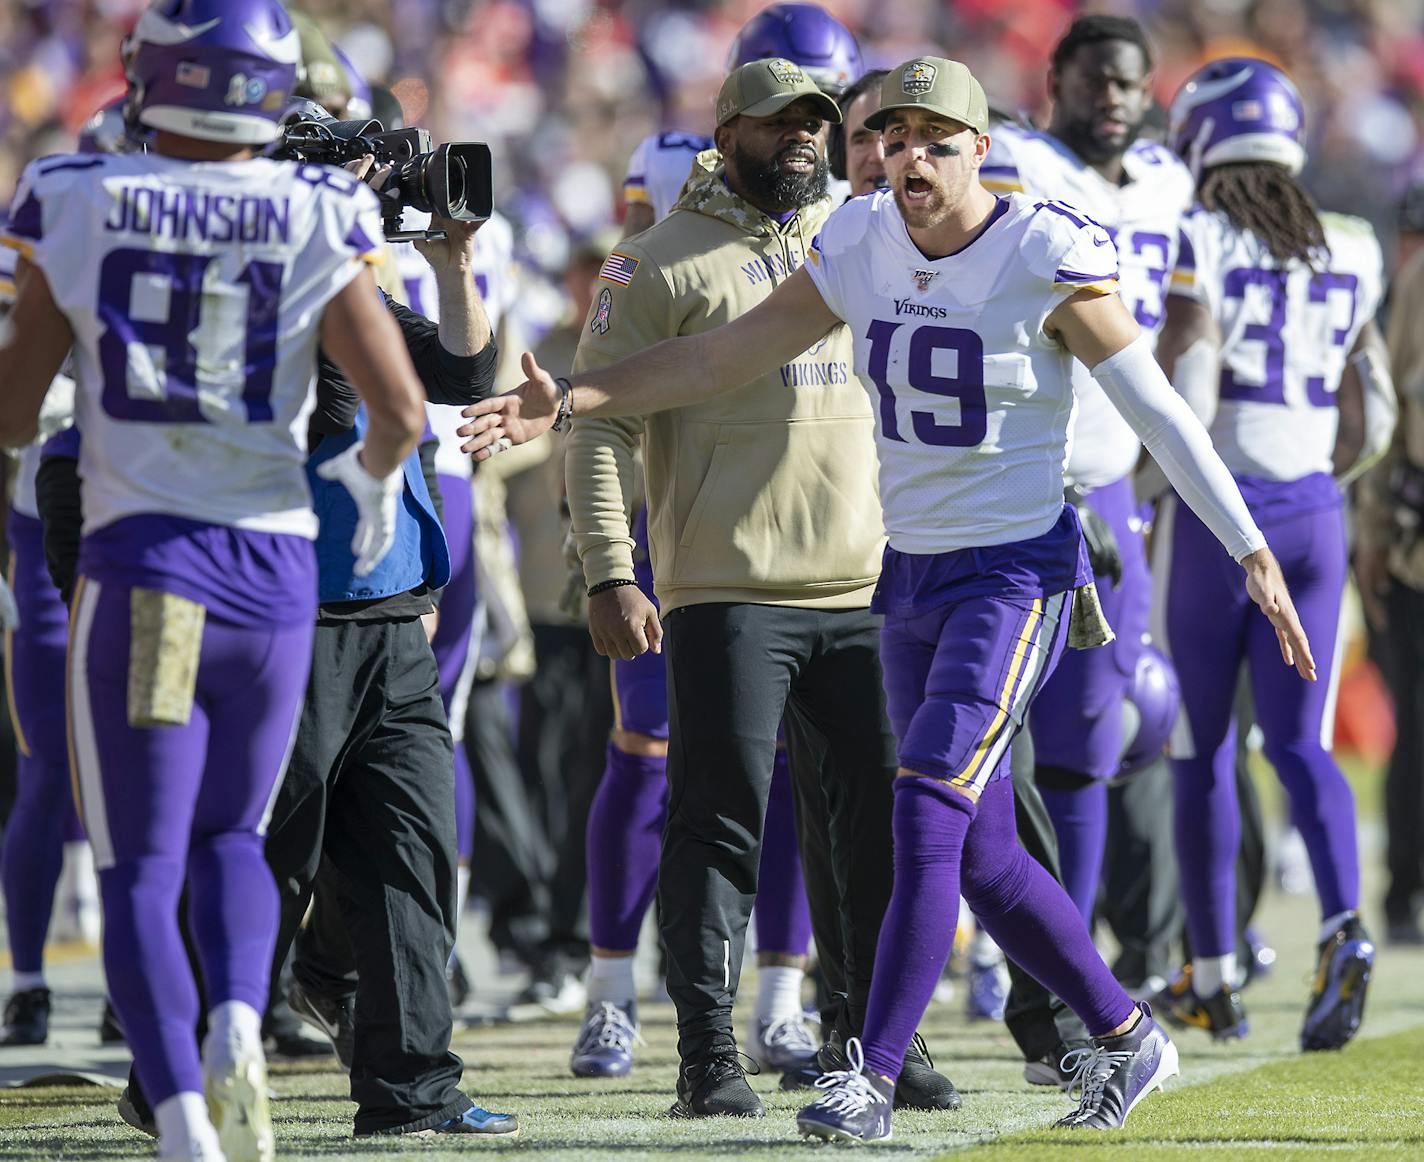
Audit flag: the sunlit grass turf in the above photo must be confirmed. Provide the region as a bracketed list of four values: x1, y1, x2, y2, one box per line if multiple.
[948, 1025, 1424, 1161]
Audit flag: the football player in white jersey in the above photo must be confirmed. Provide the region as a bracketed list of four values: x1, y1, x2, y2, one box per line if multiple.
[620, 3, 862, 236]
[0, 2, 427, 1158]
[459, 56, 1313, 1139]
[981, 15, 1195, 940]
[1154, 58, 1393, 1050]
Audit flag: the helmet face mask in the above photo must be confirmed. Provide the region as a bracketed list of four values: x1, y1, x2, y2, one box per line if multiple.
[126, 0, 301, 146]
[1168, 57, 1306, 181]
[728, 3, 862, 99]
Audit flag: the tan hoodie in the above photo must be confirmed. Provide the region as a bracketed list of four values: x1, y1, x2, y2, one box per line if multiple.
[565, 152, 885, 613]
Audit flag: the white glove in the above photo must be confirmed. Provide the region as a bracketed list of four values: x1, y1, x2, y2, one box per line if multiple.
[314, 442, 405, 577]
[0, 574, 19, 631]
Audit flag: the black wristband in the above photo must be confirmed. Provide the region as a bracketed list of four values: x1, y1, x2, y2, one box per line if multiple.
[587, 577, 638, 598]
[552, 376, 574, 432]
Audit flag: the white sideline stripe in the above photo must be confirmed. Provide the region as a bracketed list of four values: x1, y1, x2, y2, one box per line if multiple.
[69, 580, 115, 870]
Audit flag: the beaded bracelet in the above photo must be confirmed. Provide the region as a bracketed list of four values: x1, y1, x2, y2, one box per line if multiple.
[587, 578, 638, 598]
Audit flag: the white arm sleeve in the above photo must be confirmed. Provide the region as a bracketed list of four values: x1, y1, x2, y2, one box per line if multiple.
[1092, 334, 1266, 562]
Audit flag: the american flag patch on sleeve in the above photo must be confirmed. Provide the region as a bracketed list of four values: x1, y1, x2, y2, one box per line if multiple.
[599, 252, 640, 285]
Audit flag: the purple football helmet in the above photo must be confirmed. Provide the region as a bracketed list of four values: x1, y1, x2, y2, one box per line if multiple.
[1116, 645, 1181, 780]
[125, 0, 301, 145]
[729, 4, 862, 98]
[1169, 57, 1306, 181]
[78, 97, 152, 154]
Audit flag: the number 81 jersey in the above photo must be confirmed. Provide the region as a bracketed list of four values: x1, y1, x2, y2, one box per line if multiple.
[1, 152, 383, 538]
[1171, 207, 1384, 481]
[806, 189, 1120, 554]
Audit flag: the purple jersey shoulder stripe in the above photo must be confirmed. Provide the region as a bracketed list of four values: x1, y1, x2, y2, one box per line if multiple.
[343, 216, 378, 257]
[1055, 267, 1120, 284]
[6, 190, 42, 243]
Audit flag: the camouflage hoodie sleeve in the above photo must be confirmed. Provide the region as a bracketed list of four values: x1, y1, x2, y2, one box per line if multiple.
[565, 241, 677, 587]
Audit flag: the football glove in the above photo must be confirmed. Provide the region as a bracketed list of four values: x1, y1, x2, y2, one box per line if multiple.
[314, 443, 405, 577]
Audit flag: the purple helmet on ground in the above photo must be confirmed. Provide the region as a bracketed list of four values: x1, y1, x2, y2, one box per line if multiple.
[125, 0, 302, 146]
[729, 4, 862, 98]
[1168, 57, 1306, 181]
[1116, 645, 1181, 780]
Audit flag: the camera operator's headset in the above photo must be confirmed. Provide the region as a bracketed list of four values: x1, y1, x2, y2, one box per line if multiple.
[828, 69, 887, 183]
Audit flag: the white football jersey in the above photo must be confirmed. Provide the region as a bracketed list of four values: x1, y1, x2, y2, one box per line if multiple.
[624, 131, 714, 223]
[1171, 209, 1384, 481]
[806, 190, 1120, 553]
[392, 212, 518, 478]
[2, 152, 382, 537]
[984, 126, 1195, 487]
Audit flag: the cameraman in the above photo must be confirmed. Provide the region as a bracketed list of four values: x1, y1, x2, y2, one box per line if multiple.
[93, 154, 514, 1137]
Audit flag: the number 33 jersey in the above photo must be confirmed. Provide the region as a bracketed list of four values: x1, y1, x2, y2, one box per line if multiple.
[1170, 208, 1383, 481]
[806, 189, 1120, 554]
[2, 152, 383, 538]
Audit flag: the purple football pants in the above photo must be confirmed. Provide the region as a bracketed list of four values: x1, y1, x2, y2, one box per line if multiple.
[1030, 475, 1151, 920]
[862, 587, 1136, 1081]
[68, 576, 311, 1104]
[433, 473, 479, 863]
[1164, 491, 1358, 958]
[2, 511, 73, 974]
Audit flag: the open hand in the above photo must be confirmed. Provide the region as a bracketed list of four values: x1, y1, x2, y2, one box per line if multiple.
[458, 351, 562, 459]
[1242, 547, 1316, 680]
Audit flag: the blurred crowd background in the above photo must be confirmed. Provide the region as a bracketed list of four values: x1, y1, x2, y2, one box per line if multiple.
[7, 0, 1424, 286]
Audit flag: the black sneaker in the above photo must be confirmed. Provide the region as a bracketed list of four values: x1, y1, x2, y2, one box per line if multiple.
[447, 951, 472, 1010]
[1055, 1005, 1179, 1129]
[288, 979, 355, 1071]
[117, 1084, 157, 1137]
[1301, 916, 1374, 1051]
[98, 999, 125, 1045]
[895, 1033, 960, 1111]
[1024, 1039, 1092, 1089]
[669, 1038, 764, 1118]
[1164, 984, 1248, 1041]
[0, 988, 50, 1046]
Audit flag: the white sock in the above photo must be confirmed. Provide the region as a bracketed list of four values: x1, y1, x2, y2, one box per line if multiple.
[586, 954, 636, 1008]
[154, 1091, 220, 1158]
[455, 864, 471, 927]
[755, 965, 805, 1023]
[1319, 910, 1356, 943]
[12, 971, 46, 992]
[1191, 953, 1238, 997]
[205, 999, 262, 1060]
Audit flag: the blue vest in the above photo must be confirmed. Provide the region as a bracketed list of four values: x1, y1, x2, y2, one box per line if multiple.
[306, 409, 450, 604]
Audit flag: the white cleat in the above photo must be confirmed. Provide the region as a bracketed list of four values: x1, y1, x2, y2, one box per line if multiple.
[203, 1030, 275, 1162]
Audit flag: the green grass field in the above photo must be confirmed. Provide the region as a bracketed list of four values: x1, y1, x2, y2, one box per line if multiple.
[3, 886, 1422, 1162]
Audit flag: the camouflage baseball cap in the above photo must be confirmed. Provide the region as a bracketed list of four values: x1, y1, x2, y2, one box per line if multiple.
[864, 57, 989, 134]
[715, 58, 842, 128]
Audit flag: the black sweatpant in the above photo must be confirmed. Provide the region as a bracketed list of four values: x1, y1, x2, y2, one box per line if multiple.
[264, 618, 469, 1135]
[1380, 579, 1424, 925]
[658, 602, 897, 1057]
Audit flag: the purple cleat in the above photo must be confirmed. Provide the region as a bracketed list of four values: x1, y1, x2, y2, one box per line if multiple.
[796, 1038, 895, 1143]
[1055, 1005, 1179, 1129]
[570, 1001, 641, 1078]
[1301, 917, 1374, 1052]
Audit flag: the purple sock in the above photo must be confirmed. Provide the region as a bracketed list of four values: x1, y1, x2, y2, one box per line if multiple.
[0, 753, 69, 973]
[754, 748, 812, 957]
[586, 743, 667, 951]
[453, 747, 476, 863]
[1039, 780, 1109, 925]
[962, 780, 1135, 1037]
[860, 777, 973, 1080]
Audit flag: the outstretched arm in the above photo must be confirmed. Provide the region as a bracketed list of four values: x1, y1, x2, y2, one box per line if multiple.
[456, 266, 841, 457]
[1048, 289, 1315, 680]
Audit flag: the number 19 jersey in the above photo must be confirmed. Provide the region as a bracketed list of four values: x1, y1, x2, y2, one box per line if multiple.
[806, 190, 1120, 554]
[1171, 208, 1384, 481]
[2, 152, 383, 538]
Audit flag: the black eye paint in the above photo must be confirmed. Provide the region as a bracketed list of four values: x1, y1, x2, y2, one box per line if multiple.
[927, 142, 959, 157]
[885, 140, 906, 156]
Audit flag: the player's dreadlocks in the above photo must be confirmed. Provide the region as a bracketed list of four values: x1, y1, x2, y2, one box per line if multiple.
[1198, 162, 1330, 266]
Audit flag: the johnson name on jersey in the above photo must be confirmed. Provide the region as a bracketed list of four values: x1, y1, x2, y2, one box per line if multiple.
[984, 124, 1196, 488]
[806, 190, 1119, 554]
[1171, 208, 1384, 481]
[1, 152, 383, 537]
[623, 131, 715, 223]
